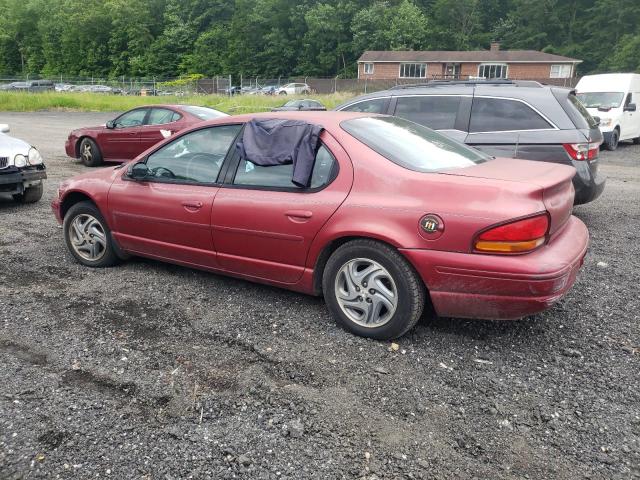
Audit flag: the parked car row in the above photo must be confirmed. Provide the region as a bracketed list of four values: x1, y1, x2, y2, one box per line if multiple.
[0, 80, 55, 92]
[224, 83, 313, 96]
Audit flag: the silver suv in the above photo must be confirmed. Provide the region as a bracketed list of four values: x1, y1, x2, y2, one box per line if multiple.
[335, 81, 605, 204]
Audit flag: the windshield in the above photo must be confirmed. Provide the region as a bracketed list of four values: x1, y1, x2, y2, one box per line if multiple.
[576, 92, 624, 109]
[284, 100, 298, 107]
[182, 106, 228, 120]
[341, 116, 489, 172]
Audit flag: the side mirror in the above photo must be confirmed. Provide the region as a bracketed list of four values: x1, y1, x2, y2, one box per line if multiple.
[592, 116, 601, 127]
[0, 123, 9, 133]
[298, 104, 303, 110]
[624, 103, 636, 112]
[129, 162, 149, 180]
[106, 120, 115, 129]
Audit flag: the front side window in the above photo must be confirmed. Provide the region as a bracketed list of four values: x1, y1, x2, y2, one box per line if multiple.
[394, 96, 462, 130]
[478, 64, 508, 79]
[400, 63, 427, 79]
[115, 109, 148, 128]
[469, 97, 552, 132]
[234, 144, 336, 189]
[550, 64, 572, 78]
[341, 116, 488, 173]
[341, 98, 388, 114]
[364, 63, 374, 74]
[144, 125, 242, 183]
[147, 108, 179, 125]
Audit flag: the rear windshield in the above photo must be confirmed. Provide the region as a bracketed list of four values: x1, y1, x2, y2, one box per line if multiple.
[341, 116, 489, 172]
[182, 105, 228, 120]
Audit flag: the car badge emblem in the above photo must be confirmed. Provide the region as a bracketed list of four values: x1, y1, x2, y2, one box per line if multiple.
[421, 216, 439, 233]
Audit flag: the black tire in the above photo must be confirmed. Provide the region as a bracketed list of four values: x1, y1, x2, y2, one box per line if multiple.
[79, 137, 103, 167]
[633, 137, 640, 145]
[322, 239, 426, 340]
[12, 181, 43, 203]
[279, 91, 287, 95]
[63, 201, 120, 267]
[605, 129, 619, 151]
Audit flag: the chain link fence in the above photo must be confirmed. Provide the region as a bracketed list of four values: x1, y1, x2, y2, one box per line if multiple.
[0, 74, 580, 96]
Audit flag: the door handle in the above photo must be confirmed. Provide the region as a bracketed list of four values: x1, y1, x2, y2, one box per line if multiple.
[182, 201, 203, 210]
[285, 210, 313, 219]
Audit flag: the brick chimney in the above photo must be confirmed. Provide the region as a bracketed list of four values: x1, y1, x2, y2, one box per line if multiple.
[490, 41, 501, 52]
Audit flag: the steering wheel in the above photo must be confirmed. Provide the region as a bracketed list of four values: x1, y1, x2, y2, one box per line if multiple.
[150, 166, 175, 178]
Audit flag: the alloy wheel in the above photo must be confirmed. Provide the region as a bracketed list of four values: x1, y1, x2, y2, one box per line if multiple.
[334, 258, 398, 327]
[69, 214, 107, 261]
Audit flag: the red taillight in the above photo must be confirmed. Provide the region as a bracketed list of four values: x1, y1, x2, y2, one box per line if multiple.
[474, 213, 549, 254]
[563, 143, 599, 161]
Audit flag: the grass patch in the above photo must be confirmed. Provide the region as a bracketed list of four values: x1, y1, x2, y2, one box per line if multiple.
[0, 92, 356, 113]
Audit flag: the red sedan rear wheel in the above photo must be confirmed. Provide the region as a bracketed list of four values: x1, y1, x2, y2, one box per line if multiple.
[322, 239, 426, 340]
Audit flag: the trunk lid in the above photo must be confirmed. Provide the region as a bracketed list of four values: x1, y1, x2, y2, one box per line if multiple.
[441, 157, 575, 234]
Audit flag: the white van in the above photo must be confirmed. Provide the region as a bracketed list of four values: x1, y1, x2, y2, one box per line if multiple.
[576, 73, 640, 150]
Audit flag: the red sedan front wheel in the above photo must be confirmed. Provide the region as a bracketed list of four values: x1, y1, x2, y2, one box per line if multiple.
[322, 239, 426, 340]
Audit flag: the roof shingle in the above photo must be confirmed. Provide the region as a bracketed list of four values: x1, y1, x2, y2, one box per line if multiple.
[358, 50, 581, 63]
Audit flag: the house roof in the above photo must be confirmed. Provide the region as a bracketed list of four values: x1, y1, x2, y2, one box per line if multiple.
[358, 50, 582, 64]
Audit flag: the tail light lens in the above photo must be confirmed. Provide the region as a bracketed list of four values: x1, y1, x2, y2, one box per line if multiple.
[563, 142, 599, 161]
[474, 213, 549, 254]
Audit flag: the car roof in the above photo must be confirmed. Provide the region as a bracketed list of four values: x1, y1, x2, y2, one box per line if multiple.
[335, 82, 577, 129]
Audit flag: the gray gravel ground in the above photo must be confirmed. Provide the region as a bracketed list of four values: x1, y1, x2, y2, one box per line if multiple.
[0, 111, 639, 479]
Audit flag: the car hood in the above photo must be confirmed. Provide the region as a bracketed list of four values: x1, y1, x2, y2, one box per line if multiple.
[0, 132, 31, 158]
[71, 125, 106, 136]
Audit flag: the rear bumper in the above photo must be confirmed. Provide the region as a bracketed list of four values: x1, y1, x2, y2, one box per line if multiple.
[400, 215, 588, 320]
[51, 196, 62, 224]
[572, 160, 606, 205]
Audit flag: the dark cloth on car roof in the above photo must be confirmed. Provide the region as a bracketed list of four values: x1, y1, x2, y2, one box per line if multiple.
[237, 118, 323, 188]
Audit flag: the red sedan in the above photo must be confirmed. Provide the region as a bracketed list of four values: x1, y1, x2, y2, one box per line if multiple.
[65, 105, 227, 166]
[52, 112, 588, 339]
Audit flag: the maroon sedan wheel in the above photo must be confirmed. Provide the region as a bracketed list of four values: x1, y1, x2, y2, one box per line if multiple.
[322, 239, 426, 340]
[79, 138, 103, 167]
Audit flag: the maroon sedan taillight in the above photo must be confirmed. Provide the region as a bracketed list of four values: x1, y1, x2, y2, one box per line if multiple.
[474, 213, 550, 254]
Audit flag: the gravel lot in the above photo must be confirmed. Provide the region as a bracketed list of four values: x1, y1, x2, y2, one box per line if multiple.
[1, 111, 639, 479]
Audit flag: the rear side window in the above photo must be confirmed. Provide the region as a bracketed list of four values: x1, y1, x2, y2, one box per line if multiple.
[147, 108, 180, 125]
[341, 116, 488, 172]
[394, 96, 461, 130]
[233, 144, 335, 189]
[469, 98, 552, 132]
[341, 98, 388, 114]
[563, 92, 598, 129]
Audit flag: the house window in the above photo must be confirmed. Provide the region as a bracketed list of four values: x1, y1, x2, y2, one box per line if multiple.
[478, 64, 508, 79]
[400, 63, 427, 79]
[363, 63, 374, 75]
[550, 64, 572, 78]
[445, 63, 461, 79]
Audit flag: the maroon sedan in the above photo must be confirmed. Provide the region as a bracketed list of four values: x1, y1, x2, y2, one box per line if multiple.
[52, 112, 588, 340]
[65, 105, 227, 166]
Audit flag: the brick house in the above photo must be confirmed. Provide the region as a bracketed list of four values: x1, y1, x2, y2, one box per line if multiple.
[357, 42, 581, 81]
